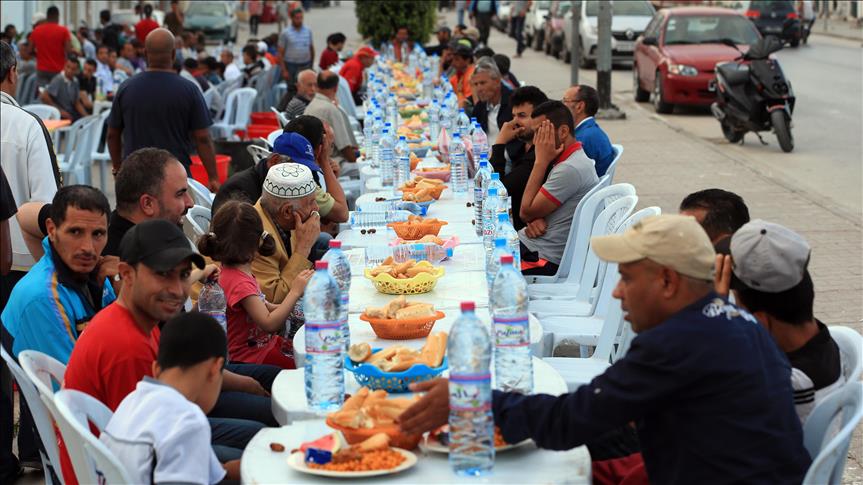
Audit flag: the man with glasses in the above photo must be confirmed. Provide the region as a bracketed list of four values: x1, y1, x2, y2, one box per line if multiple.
[563, 85, 615, 177]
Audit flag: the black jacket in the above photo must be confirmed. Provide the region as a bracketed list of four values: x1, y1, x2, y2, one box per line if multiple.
[473, 85, 513, 138]
[489, 141, 534, 231]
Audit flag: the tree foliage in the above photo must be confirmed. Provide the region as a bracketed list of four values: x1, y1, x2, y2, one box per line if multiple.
[355, 0, 437, 46]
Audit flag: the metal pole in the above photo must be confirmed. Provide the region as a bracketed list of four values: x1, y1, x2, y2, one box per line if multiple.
[570, 0, 581, 85]
[596, 0, 612, 109]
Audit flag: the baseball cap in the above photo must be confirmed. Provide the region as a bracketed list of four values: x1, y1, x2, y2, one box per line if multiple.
[453, 43, 474, 58]
[272, 131, 320, 172]
[356, 46, 378, 58]
[436, 25, 451, 34]
[730, 219, 810, 292]
[256, 41, 268, 54]
[119, 219, 205, 272]
[591, 214, 716, 280]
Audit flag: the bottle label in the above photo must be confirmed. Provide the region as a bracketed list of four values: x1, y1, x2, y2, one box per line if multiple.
[449, 373, 492, 412]
[202, 311, 227, 331]
[493, 314, 530, 347]
[474, 187, 483, 205]
[306, 320, 343, 354]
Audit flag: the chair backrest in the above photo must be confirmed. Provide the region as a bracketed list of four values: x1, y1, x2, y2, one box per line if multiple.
[247, 144, 271, 164]
[827, 326, 862, 384]
[53, 389, 133, 485]
[271, 107, 289, 129]
[574, 194, 638, 304]
[16, 72, 34, 101]
[802, 382, 863, 485]
[18, 72, 38, 105]
[2, 348, 64, 481]
[185, 205, 212, 238]
[591, 265, 625, 363]
[225, 87, 258, 128]
[186, 177, 214, 210]
[63, 115, 100, 183]
[606, 144, 624, 181]
[266, 128, 283, 147]
[337, 75, 358, 119]
[89, 109, 112, 157]
[22, 103, 61, 121]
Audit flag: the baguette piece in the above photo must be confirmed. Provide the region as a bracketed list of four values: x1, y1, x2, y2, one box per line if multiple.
[394, 303, 435, 319]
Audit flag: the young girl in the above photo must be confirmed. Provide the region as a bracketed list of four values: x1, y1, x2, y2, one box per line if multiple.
[198, 200, 313, 369]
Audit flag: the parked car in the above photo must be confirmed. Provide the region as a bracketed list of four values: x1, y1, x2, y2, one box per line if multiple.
[524, 0, 551, 51]
[494, 1, 512, 33]
[744, 0, 802, 47]
[542, 1, 573, 57]
[111, 9, 166, 30]
[184, 1, 238, 43]
[561, 0, 655, 67]
[632, 6, 761, 113]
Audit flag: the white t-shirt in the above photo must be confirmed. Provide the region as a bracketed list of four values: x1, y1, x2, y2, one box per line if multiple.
[100, 378, 226, 485]
[224, 63, 242, 82]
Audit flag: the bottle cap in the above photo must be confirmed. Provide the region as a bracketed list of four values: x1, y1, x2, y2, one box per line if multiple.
[328, 240, 342, 249]
[413, 244, 424, 250]
[375, 116, 382, 120]
[453, 133, 460, 138]
[498, 213, 509, 222]
[501, 254, 514, 264]
[495, 237, 506, 247]
[400, 135, 406, 140]
[446, 248, 454, 258]
[480, 153, 488, 159]
[459, 108, 465, 113]
[491, 172, 500, 180]
[460, 301, 475, 312]
[479, 160, 488, 168]
[488, 188, 498, 196]
[315, 260, 329, 270]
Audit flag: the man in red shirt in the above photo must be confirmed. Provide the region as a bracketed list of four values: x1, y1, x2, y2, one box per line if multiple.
[339, 46, 376, 97]
[134, 4, 160, 44]
[29, 6, 72, 88]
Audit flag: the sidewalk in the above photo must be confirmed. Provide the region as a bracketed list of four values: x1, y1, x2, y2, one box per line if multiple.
[812, 17, 863, 41]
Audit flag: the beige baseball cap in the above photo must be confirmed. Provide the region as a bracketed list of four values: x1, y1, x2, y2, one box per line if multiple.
[591, 214, 716, 280]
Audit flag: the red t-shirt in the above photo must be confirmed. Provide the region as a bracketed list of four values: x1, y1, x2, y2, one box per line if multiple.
[220, 267, 280, 364]
[61, 302, 160, 485]
[319, 47, 339, 71]
[339, 57, 363, 94]
[30, 22, 71, 73]
[135, 18, 160, 44]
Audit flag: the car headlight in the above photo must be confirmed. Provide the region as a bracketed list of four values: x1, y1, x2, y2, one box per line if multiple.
[668, 64, 698, 76]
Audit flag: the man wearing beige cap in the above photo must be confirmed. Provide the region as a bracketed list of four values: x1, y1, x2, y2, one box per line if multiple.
[399, 215, 810, 484]
[253, 163, 320, 303]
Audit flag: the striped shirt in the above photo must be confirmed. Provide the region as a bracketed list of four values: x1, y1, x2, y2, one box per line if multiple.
[787, 321, 845, 423]
[278, 24, 313, 64]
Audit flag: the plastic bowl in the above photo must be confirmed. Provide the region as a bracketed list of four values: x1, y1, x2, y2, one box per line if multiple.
[386, 220, 448, 240]
[358, 311, 446, 339]
[345, 348, 448, 392]
[363, 262, 445, 295]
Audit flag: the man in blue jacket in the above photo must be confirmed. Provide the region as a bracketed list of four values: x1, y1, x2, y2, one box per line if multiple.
[564, 84, 616, 176]
[400, 215, 810, 485]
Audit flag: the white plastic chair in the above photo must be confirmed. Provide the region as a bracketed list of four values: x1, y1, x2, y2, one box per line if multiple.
[211, 87, 257, 140]
[53, 389, 133, 485]
[271, 107, 289, 129]
[22, 103, 61, 121]
[2, 349, 63, 484]
[337, 75, 358, 120]
[247, 144, 272, 164]
[528, 195, 638, 317]
[57, 115, 100, 185]
[802, 382, 863, 485]
[605, 144, 624, 181]
[185, 205, 212, 238]
[827, 326, 862, 384]
[267, 128, 283, 147]
[88, 109, 112, 192]
[187, 177, 215, 210]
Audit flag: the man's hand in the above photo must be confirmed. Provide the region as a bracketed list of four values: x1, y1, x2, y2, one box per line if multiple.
[96, 255, 120, 282]
[208, 178, 221, 192]
[59, 109, 73, 120]
[533, 120, 563, 166]
[398, 378, 450, 435]
[198, 264, 220, 283]
[293, 210, 321, 256]
[524, 218, 547, 239]
[714, 254, 732, 298]
[236, 375, 270, 396]
[496, 120, 519, 145]
[222, 460, 241, 480]
[331, 159, 341, 177]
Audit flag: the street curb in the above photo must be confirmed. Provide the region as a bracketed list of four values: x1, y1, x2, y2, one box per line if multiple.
[811, 31, 863, 42]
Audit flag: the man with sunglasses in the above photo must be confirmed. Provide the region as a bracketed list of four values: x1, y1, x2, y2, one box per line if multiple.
[563, 85, 615, 177]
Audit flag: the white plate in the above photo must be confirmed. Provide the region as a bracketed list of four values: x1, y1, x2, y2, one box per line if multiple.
[421, 435, 532, 454]
[287, 448, 418, 478]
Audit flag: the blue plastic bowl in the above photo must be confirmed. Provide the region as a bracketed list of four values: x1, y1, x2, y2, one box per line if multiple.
[411, 146, 430, 158]
[345, 349, 448, 393]
[415, 199, 435, 212]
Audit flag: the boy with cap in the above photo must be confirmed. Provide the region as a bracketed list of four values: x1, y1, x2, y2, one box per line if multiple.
[100, 312, 235, 484]
[722, 220, 845, 423]
[400, 215, 810, 484]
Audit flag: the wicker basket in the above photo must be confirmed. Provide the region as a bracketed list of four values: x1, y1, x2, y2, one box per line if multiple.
[345, 351, 448, 391]
[363, 263, 445, 294]
[358, 311, 446, 339]
[325, 417, 422, 450]
[387, 220, 448, 240]
[399, 183, 447, 200]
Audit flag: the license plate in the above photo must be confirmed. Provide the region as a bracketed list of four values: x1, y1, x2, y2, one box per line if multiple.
[616, 42, 634, 52]
[765, 26, 782, 32]
[708, 80, 717, 92]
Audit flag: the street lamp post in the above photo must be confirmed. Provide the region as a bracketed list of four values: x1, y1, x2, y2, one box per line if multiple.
[570, 0, 581, 85]
[596, 0, 625, 119]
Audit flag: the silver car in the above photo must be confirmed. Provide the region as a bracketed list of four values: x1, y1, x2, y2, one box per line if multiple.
[561, 0, 655, 67]
[183, 1, 238, 43]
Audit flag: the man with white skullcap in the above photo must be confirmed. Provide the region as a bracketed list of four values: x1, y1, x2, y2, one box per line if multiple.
[724, 220, 844, 423]
[252, 163, 320, 303]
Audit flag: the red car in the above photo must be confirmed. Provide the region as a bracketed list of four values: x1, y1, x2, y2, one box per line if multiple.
[633, 7, 762, 113]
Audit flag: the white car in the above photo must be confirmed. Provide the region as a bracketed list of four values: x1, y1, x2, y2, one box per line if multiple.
[494, 1, 513, 32]
[561, 0, 655, 67]
[524, 0, 551, 51]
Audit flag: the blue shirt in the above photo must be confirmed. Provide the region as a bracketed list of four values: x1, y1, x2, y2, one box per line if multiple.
[492, 293, 810, 485]
[574, 117, 615, 177]
[278, 25, 313, 64]
[1, 238, 116, 363]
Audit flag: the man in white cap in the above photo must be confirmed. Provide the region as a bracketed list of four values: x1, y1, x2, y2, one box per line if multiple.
[399, 215, 810, 484]
[721, 220, 844, 423]
[253, 163, 320, 303]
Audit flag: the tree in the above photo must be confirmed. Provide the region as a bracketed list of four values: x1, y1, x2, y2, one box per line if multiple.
[355, 0, 437, 46]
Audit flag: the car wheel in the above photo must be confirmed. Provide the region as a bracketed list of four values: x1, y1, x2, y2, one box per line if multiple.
[789, 37, 800, 47]
[534, 30, 544, 51]
[633, 64, 650, 102]
[652, 71, 674, 114]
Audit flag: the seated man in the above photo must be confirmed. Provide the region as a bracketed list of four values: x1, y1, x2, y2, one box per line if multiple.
[303, 71, 359, 177]
[518, 101, 599, 275]
[679, 188, 750, 250]
[39, 54, 85, 120]
[449, 44, 475, 108]
[339, 47, 376, 104]
[489, 86, 548, 231]
[253, 164, 320, 304]
[400, 215, 811, 484]
[282, 69, 316, 119]
[725, 220, 845, 423]
[2, 185, 115, 364]
[563, 85, 615, 177]
[471, 56, 512, 152]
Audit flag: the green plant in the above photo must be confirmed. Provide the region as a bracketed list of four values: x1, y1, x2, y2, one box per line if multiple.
[355, 0, 437, 46]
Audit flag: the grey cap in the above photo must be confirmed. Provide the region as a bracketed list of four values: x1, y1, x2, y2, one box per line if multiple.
[730, 219, 810, 292]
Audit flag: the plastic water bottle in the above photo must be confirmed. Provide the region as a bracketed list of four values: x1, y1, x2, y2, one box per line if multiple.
[448, 301, 494, 476]
[474, 161, 492, 236]
[321, 240, 351, 350]
[393, 243, 453, 264]
[491, 255, 533, 394]
[363, 111, 374, 160]
[428, 100, 441, 144]
[422, 68, 433, 100]
[487, 172, 508, 198]
[349, 210, 411, 230]
[303, 261, 345, 413]
[379, 128, 395, 187]
[449, 133, 469, 195]
[472, 123, 489, 160]
[486, 238, 508, 288]
[387, 94, 399, 130]
[199, 278, 227, 333]
[394, 136, 411, 189]
[482, 188, 501, 253]
[371, 116, 383, 167]
[495, 213, 521, 270]
[457, 108, 471, 139]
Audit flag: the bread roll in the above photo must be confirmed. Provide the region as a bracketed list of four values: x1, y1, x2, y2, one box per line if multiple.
[395, 303, 435, 319]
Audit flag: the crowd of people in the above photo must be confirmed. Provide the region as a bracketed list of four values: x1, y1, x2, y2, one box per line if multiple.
[0, 2, 849, 485]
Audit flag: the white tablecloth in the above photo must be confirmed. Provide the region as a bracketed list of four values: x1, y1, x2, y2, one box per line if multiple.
[241, 419, 591, 484]
[271, 356, 566, 426]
